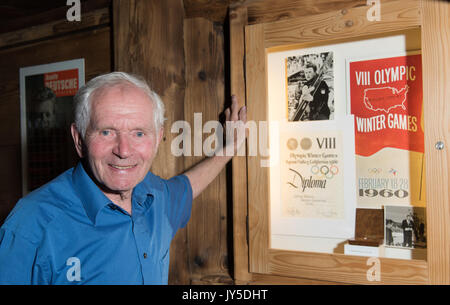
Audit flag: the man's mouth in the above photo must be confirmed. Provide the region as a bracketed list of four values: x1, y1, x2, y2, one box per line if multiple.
[109, 164, 136, 170]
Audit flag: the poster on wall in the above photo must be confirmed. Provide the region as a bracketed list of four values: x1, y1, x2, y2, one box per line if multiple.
[286, 52, 334, 122]
[20, 59, 85, 195]
[347, 52, 425, 208]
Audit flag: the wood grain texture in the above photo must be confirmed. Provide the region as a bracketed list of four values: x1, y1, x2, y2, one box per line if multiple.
[263, 0, 421, 49]
[184, 17, 233, 284]
[420, 0, 450, 285]
[245, 23, 269, 274]
[113, 0, 186, 179]
[249, 273, 348, 285]
[0, 8, 110, 49]
[268, 250, 428, 285]
[244, 0, 367, 25]
[229, 6, 252, 283]
[113, 0, 189, 284]
[0, 27, 112, 224]
[183, 0, 367, 24]
[0, 0, 111, 34]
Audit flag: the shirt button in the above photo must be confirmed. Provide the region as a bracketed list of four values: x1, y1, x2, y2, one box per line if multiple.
[143, 253, 148, 259]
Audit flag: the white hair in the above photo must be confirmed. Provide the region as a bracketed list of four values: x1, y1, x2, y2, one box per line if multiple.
[73, 72, 166, 138]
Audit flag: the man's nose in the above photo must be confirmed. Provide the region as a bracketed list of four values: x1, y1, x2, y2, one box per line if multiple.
[112, 133, 132, 159]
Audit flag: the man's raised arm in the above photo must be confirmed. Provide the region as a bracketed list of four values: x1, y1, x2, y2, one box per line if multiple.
[184, 95, 247, 199]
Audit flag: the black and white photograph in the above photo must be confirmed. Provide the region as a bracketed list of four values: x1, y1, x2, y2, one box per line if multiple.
[286, 52, 334, 122]
[385, 205, 427, 249]
[20, 59, 84, 194]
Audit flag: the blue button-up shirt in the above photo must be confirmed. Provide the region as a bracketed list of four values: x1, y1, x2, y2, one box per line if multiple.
[0, 162, 192, 284]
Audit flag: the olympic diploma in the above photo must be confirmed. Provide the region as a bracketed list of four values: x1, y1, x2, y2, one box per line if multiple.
[280, 122, 347, 220]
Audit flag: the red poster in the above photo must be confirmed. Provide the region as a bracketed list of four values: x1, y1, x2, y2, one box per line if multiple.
[44, 69, 79, 97]
[349, 53, 425, 207]
[350, 54, 423, 156]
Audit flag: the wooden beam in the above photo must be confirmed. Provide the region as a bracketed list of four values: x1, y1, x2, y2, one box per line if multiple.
[184, 17, 233, 284]
[263, 0, 421, 49]
[420, 0, 450, 285]
[245, 22, 270, 274]
[229, 5, 252, 284]
[183, 0, 368, 24]
[0, 0, 111, 34]
[0, 8, 110, 49]
[113, 0, 189, 284]
[244, 0, 367, 25]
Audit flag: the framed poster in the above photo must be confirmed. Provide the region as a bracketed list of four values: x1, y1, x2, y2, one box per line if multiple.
[347, 52, 425, 208]
[19, 59, 85, 195]
[266, 32, 421, 253]
[241, 0, 438, 282]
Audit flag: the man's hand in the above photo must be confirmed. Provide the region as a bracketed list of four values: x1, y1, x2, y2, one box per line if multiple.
[221, 95, 247, 157]
[184, 95, 247, 199]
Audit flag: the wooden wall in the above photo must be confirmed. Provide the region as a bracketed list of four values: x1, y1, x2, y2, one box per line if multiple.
[0, 7, 112, 223]
[3, 0, 446, 286]
[184, 18, 232, 284]
[0, 0, 233, 285]
[113, 0, 233, 284]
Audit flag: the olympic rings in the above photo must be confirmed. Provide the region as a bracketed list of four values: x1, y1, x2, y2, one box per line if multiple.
[330, 165, 339, 175]
[320, 165, 329, 175]
[310, 164, 339, 179]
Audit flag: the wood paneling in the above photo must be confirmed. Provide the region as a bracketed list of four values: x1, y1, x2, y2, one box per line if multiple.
[244, 0, 367, 25]
[267, 250, 427, 285]
[113, 0, 189, 284]
[184, 0, 368, 24]
[0, 0, 111, 34]
[0, 8, 110, 49]
[229, 6, 252, 283]
[0, 27, 112, 223]
[184, 17, 233, 284]
[245, 23, 269, 275]
[113, 0, 186, 179]
[263, 0, 421, 49]
[421, 0, 450, 285]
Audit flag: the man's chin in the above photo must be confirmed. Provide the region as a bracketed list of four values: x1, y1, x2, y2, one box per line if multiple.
[99, 180, 140, 196]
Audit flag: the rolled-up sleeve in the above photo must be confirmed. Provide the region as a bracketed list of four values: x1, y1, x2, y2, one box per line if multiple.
[165, 175, 193, 231]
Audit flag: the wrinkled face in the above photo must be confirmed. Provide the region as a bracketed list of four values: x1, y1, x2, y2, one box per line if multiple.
[72, 84, 163, 197]
[304, 67, 316, 81]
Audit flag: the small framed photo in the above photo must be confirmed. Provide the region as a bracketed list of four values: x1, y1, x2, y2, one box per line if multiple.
[286, 51, 334, 122]
[384, 205, 426, 249]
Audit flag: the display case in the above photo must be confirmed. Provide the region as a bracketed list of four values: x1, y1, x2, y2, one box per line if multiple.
[230, 0, 449, 284]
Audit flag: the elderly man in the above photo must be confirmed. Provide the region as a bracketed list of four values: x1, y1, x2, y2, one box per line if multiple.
[0, 72, 246, 284]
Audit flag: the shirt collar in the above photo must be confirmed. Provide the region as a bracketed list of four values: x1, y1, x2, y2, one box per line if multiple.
[72, 161, 112, 225]
[72, 161, 162, 225]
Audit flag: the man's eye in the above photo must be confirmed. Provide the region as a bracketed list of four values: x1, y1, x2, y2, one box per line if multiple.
[101, 130, 111, 136]
[136, 131, 144, 137]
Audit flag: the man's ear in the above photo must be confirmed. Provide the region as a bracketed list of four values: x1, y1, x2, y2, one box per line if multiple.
[71, 123, 84, 158]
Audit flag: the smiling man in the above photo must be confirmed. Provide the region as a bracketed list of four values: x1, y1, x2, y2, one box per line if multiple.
[0, 72, 246, 284]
